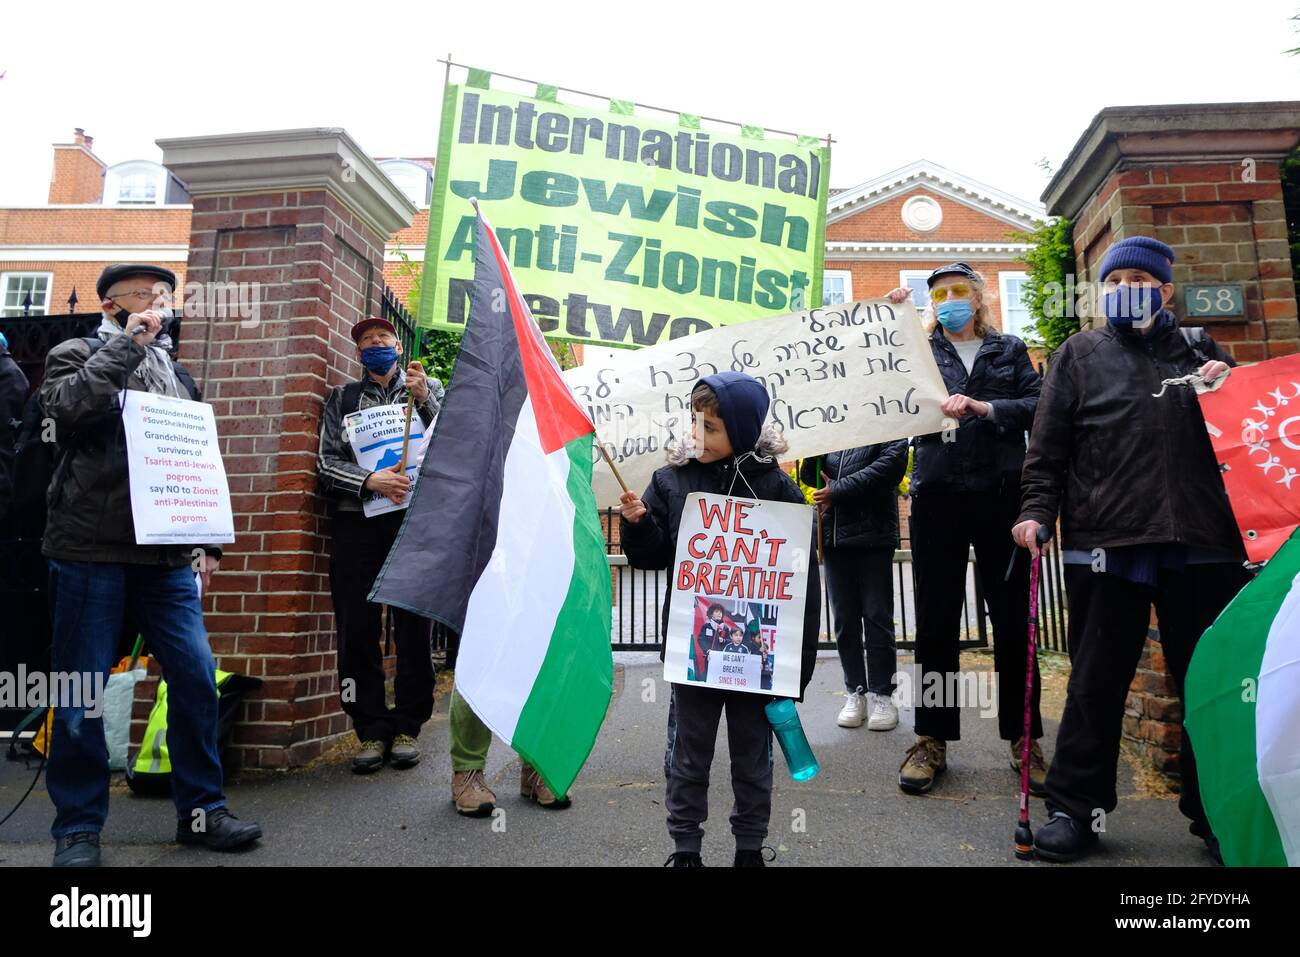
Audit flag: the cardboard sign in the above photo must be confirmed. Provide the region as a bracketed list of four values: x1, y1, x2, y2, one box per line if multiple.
[120, 390, 235, 545]
[564, 298, 953, 507]
[664, 493, 811, 696]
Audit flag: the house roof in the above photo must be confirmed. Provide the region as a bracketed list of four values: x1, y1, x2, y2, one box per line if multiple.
[828, 159, 1046, 228]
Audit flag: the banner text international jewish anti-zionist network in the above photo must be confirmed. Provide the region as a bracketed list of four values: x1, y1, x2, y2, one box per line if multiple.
[422, 81, 830, 347]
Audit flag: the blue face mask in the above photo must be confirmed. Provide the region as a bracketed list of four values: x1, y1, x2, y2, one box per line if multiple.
[359, 345, 399, 374]
[1104, 285, 1164, 331]
[936, 299, 973, 332]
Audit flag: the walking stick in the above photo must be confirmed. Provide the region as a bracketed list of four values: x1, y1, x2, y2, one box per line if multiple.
[1013, 524, 1053, 860]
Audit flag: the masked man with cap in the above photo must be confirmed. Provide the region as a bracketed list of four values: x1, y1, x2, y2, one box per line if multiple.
[40, 264, 260, 867]
[1013, 236, 1245, 863]
[885, 263, 1045, 797]
[317, 316, 443, 774]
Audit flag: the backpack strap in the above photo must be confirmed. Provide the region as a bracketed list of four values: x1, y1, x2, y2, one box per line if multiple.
[1179, 326, 1215, 366]
[340, 380, 365, 418]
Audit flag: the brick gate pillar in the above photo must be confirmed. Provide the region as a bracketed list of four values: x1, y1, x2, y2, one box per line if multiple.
[155, 129, 416, 768]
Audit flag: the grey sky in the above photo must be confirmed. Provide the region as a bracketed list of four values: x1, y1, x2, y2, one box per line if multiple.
[1, 0, 1297, 209]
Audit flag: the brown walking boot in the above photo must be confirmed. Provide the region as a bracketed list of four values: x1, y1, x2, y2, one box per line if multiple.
[352, 739, 385, 774]
[451, 769, 497, 817]
[390, 733, 420, 769]
[898, 736, 947, 794]
[1010, 737, 1048, 797]
[520, 762, 571, 810]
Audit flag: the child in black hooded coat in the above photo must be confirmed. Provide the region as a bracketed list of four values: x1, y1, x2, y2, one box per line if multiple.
[619, 371, 821, 867]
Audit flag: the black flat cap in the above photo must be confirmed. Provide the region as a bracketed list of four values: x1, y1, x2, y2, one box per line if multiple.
[926, 261, 978, 288]
[96, 264, 177, 301]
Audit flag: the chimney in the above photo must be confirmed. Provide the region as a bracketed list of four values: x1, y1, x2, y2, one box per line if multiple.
[49, 128, 106, 204]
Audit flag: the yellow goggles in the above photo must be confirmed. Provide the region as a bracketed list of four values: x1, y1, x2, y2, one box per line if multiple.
[930, 284, 971, 303]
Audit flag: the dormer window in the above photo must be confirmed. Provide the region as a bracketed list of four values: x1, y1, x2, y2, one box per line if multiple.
[105, 161, 169, 206]
[379, 160, 432, 208]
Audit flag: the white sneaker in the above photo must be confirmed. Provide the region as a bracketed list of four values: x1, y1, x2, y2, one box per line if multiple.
[867, 692, 899, 731]
[837, 687, 867, 728]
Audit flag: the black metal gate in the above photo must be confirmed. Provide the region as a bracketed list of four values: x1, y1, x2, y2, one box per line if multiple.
[379, 284, 419, 361]
[601, 507, 1068, 655]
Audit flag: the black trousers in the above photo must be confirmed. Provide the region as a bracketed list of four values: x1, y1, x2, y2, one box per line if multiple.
[910, 486, 1041, 742]
[329, 510, 434, 742]
[823, 545, 897, 694]
[1047, 562, 1250, 829]
[664, 683, 773, 853]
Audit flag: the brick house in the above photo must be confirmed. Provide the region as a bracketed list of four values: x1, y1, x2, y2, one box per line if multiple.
[4, 134, 1046, 343]
[0, 130, 192, 317]
[824, 159, 1045, 334]
[0, 131, 435, 321]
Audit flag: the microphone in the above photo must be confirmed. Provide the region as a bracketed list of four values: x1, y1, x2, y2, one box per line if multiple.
[129, 307, 173, 337]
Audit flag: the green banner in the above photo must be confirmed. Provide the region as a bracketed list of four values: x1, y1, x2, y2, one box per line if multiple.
[420, 83, 830, 348]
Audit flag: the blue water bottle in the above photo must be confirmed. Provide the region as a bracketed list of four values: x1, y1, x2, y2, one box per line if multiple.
[765, 698, 819, 781]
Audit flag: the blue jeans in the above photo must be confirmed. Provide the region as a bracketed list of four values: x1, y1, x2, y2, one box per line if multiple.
[46, 560, 226, 839]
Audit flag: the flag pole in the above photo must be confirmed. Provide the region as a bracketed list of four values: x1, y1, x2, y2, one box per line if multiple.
[596, 440, 630, 495]
[816, 508, 824, 565]
[397, 392, 416, 472]
[557, 339, 632, 497]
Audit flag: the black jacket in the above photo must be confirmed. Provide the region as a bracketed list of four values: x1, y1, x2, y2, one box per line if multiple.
[1019, 318, 1244, 556]
[912, 328, 1041, 494]
[173, 360, 202, 402]
[0, 347, 28, 528]
[317, 370, 443, 514]
[799, 441, 907, 550]
[620, 453, 822, 699]
[39, 334, 220, 566]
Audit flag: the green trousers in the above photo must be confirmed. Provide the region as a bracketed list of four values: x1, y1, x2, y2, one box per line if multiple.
[449, 686, 493, 772]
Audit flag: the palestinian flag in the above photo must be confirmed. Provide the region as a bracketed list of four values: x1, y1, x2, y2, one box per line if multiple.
[370, 202, 612, 798]
[1185, 527, 1300, 866]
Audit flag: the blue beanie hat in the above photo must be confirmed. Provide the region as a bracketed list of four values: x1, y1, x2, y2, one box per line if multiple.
[1097, 236, 1176, 284]
[696, 371, 770, 454]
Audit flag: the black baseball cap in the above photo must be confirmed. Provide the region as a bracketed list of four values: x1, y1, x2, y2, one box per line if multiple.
[926, 261, 978, 288]
[96, 264, 177, 301]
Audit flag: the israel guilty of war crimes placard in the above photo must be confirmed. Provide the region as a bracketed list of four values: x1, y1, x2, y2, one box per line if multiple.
[665, 494, 811, 698]
[564, 297, 956, 509]
[421, 77, 830, 347]
[344, 404, 434, 519]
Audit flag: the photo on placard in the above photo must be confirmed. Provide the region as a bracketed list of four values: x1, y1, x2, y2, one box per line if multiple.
[688, 597, 779, 690]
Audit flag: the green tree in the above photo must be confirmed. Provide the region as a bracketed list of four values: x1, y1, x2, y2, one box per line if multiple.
[391, 249, 461, 385]
[1009, 216, 1079, 354]
[391, 250, 580, 382]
